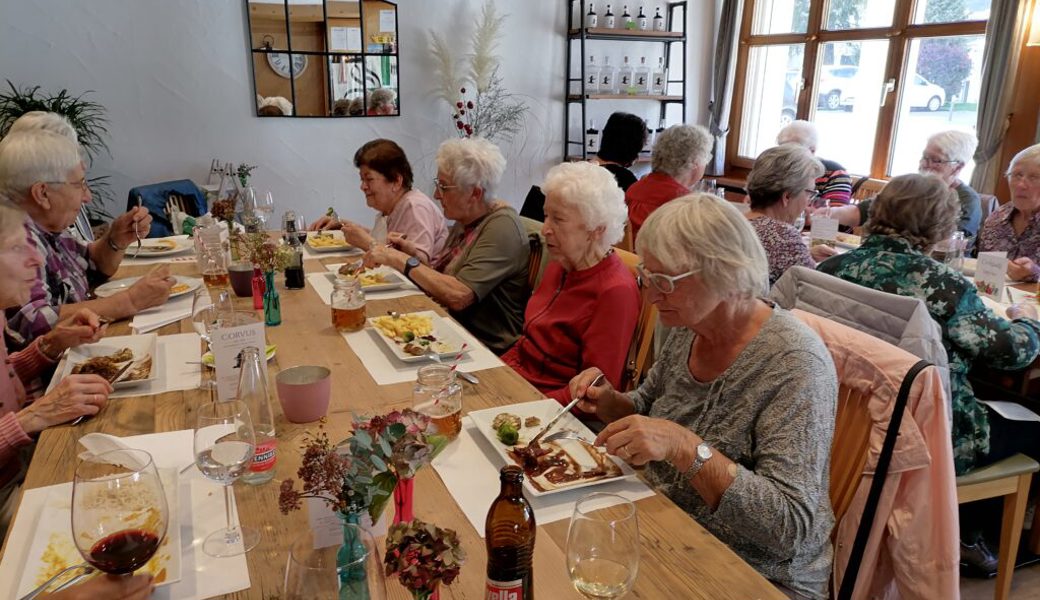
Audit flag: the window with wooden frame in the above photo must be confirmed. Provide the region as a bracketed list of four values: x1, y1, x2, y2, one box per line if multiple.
[729, 0, 990, 180]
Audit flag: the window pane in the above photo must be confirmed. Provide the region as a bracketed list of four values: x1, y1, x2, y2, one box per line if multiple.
[812, 40, 890, 174]
[913, 0, 990, 25]
[824, 0, 896, 30]
[737, 45, 804, 159]
[751, 0, 808, 35]
[888, 35, 985, 179]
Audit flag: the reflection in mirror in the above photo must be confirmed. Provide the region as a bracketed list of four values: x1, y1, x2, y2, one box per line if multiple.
[253, 50, 295, 116]
[248, 0, 290, 51]
[360, 0, 398, 54]
[364, 56, 398, 116]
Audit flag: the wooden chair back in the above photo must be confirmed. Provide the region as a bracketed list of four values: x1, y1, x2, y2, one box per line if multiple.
[849, 176, 887, 204]
[614, 248, 657, 391]
[616, 220, 634, 253]
[519, 216, 548, 292]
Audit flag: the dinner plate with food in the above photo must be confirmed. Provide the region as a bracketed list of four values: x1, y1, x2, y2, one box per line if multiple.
[367, 310, 470, 363]
[14, 469, 182, 598]
[327, 265, 406, 292]
[60, 334, 158, 388]
[306, 230, 361, 254]
[134, 237, 193, 257]
[468, 400, 636, 497]
[833, 232, 862, 250]
[94, 275, 202, 299]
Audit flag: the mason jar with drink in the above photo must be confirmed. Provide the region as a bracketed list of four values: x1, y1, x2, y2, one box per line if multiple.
[412, 364, 463, 439]
[331, 277, 366, 332]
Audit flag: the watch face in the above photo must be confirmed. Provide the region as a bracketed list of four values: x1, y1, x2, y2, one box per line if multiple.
[696, 444, 713, 461]
[267, 53, 308, 79]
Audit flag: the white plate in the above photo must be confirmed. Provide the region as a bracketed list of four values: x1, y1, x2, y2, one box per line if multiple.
[60, 334, 158, 388]
[367, 310, 471, 363]
[14, 469, 182, 597]
[202, 344, 277, 367]
[133, 237, 193, 257]
[325, 267, 406, 292]
[94, 276, 202, 299]
[832, 233, 862, 250]
[468, 400, 636, 497]
[306, 230, 359, 253]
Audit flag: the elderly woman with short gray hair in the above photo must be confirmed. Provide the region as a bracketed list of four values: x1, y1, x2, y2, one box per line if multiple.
[978, 143, 1040, 282]
[625, 123, 712, 240]
[570, 193, 837, 599]
[365, 137, 529, 353]
[502, 161, 640, 405]
[745, 144, 829, 285]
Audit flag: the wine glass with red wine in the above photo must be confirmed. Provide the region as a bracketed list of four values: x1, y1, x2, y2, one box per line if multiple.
[71, 449, 169, 576]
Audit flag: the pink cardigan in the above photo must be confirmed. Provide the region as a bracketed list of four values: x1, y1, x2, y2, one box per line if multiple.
[794, 310, 959, 600]
[1, 315, 55, 486]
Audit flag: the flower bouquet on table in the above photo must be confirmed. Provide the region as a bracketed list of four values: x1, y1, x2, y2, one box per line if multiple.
[384, 519, 465, 600]
[230, 231, 293, 322]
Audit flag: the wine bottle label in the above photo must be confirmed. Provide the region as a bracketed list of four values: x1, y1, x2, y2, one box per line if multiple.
[250, 439, 278, 472]
[486, 578, 524, 600]
[638, 17, 648, 29]
[605, 16, 615, 27]
[586, 14, 597, 27]
[654, 19, 665, 31]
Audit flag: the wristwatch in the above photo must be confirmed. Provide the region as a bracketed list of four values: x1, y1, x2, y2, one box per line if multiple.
[682, 442, 713, 481]
[402, 256, 422, 282]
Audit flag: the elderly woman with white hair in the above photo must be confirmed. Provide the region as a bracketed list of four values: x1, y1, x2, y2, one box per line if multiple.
[502, 162, 639, 404]
[745, 144, 833, 285]
[365, 137, 529, 353]
[776, 120, 852, 206]
[978, 143, 1040, 282]
[625, 124, 711, 241]
[0, 130, 172, 350]
[570, 194, 837, 599]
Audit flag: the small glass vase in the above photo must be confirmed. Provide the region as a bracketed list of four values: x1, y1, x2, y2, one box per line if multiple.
[263, 270, 281, 326]
[408, 584, 439, 600]
[251, 267, 265, 310]
[393, 477, 415, 524]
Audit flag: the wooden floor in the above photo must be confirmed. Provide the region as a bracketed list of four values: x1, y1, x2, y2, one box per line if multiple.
[962, 560, 1040, 599]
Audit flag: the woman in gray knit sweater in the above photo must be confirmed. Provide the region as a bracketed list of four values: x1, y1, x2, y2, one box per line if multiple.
[571, 193, 837, 600]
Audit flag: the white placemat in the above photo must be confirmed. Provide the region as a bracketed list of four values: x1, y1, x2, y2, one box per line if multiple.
[432, 417, 656, 537]
[132, 292, 209, 334]
[47, 333, 202, 399]
[0, 430, 250, 600]
[308, 269, 424, 303]
[341, 317, 503, 385]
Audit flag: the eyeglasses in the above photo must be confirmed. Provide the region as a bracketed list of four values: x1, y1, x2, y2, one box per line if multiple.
[1007, 172, 1040, 186]
[43, 178, 90, 192]
[636, 264, 695, 294]
[919, 155, 959, 166]
[432, 177, 458, 193]
[803, 189, 820, 203]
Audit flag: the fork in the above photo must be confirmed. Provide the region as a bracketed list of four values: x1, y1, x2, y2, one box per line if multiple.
[18, 563, 94, 600]
[542, 430, 594, 445]
[130, 195, 144, 258]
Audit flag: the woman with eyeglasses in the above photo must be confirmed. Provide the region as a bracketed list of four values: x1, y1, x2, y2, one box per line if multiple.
[0, 128, 173, 351]
[977, 143, 1040, 282]
[569, 193, 837, 599]
[745, 144, 833, 286]
[501, 162, 639, 406]
[309, 139, 447, 264]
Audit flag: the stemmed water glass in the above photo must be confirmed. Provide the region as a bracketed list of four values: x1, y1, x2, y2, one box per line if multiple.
[283, 526, 387, 600]
[71, 449, 169, 576]
[194, 399, 260, 557]
[254, 191, 275, 230]
[566, 493, 640, 599]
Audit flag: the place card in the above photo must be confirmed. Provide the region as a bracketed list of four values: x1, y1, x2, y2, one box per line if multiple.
[211, 318, 266, 401]
[974, 251, 1008, 302]
[809, 214, 839, 246]
[306, 497, 389, 550]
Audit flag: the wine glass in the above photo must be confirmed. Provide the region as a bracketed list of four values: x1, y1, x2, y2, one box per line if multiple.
[194, 399, 260, 557]
[566, 493, 640, 599]
[254, 191, 275, 230]
[283, 525, 387, 600]
[72, 449, 169, 576]
[294, 213, 308, 244]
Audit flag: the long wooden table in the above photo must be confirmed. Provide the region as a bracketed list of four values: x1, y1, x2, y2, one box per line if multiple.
[3, 257, 787, 600]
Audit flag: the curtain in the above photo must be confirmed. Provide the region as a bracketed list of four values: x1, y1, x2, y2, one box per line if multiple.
[705, 0, 742, 176]
[970, 0, 1030, 193]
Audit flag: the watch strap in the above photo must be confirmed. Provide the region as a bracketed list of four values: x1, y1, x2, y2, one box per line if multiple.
[402, 257, 421, 281]
[682, 444, 711, 481]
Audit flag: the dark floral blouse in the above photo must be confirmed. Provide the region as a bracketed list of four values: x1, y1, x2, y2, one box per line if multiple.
[818, 234, 1040, 474]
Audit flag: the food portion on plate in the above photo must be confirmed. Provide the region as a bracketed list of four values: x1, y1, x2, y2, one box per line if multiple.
[139, 239, 178, 252]
[307, 231, 350, 249]
[71, 348, 151, 382]
[370, 313, 456, 356]
[169, 282, 191, 294]
[834, 233, 862, 246]
[338, 264, 389, 286]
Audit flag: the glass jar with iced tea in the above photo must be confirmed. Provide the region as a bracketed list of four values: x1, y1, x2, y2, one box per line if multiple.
[200, 243, 230, 288]
[330, 277, 366, 332]
[413, 364, 463, 439]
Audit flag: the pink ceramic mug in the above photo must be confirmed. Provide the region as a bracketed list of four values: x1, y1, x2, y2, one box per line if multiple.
[276, 366, 331, 423]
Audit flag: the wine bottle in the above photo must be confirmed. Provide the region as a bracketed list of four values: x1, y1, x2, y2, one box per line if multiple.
[604, 4, 615, 28]
[585, 2, 597, 29]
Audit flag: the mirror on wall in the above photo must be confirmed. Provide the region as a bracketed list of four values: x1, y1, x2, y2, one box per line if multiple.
[246, 0, 399, 118]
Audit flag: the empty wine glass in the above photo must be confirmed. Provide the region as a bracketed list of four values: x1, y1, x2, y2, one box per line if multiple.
[253, 191, 275, 230]
[72, 449, 169, 576]
[566, 493, 639, 599]
[194, 399, 260, 557]
[283, 525, 387, 600]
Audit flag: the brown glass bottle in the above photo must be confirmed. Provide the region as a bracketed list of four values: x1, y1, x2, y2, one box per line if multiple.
[485, 465, 535, 600]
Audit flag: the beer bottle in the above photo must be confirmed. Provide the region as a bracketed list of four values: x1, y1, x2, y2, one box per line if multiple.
[485, 465, 535, 600]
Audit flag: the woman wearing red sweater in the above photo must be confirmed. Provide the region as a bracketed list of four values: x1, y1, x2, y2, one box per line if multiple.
[503, 162, 640, 405]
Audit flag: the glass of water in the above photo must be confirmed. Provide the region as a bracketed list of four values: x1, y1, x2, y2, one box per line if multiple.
[567, 493, 639, 599]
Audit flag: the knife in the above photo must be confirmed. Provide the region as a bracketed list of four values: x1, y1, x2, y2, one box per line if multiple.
[457, 370, 479, 385]
[69, 361, 136, 426]
[528, 373, 605, 447]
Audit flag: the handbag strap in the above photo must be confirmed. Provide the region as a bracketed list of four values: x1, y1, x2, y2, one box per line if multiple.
[837, 359, 931, 600]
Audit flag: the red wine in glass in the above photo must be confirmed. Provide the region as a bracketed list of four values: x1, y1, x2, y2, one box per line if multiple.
[87, 529, 162, 574]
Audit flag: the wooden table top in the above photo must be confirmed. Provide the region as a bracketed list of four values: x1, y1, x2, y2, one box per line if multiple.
[4, 257, 786, 600]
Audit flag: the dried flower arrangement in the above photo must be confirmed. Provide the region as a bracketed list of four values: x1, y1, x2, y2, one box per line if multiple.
[231, 231, 293, 272]
[384, 519, 466, 599]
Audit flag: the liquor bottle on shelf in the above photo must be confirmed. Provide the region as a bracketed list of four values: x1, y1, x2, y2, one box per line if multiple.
[600, 55, 617, 94]
[618, 55, 635, 95]
[655, 118, 667, 144]
[621, 5, 633, 29]
[653, 6, 666, 31]
[485, 466, 535, 600]
[604, 4, 615, 28]
[584, 55, 600, 94]
[637, 5, 649, 30]
[635, 56, 651, 95]
[651, 56, 668, 96]
[585, 119, 601, 154]
[585, 2, 598, 29]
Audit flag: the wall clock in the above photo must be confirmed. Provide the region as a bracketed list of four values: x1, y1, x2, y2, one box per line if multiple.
[267, 53, 308, 79]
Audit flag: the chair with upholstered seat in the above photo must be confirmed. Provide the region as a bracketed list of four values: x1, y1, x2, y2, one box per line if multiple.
[614, 248, 656, 391]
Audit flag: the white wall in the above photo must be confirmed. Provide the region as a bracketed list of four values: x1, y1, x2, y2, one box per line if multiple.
[0, 0, 713, 224]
